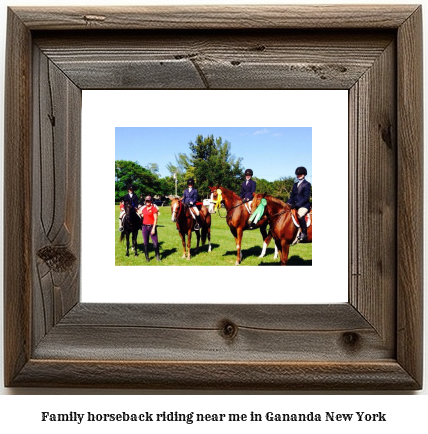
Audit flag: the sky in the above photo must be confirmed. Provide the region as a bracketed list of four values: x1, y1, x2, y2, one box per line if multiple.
[115, 127, 312, 183]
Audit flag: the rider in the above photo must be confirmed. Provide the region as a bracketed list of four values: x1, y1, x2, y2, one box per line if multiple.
[287, 167, 311, 241]
[240, 168, 257, 202]
[118, 184, 139, 232]
[181, 178, 202, 230]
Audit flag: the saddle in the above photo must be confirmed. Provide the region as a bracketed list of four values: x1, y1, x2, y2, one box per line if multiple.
[290, 209, 311, 228]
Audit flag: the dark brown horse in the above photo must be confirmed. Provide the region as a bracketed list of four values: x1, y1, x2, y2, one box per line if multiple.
[119, 200, 141, 257]
[251, 193, 312, 265]
[170, 197, 212, 260]
[208, 186, 276, 265]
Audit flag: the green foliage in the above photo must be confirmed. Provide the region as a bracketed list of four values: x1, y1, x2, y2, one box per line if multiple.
[115, 160, 166, 201]
[186, 135, 245, 198]
[272, 176, 296, 202]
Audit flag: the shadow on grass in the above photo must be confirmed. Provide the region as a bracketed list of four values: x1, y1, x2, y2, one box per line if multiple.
[223, 246, 275, 258]
[135, 241, 178, 260]
[259, 255, 312, 266]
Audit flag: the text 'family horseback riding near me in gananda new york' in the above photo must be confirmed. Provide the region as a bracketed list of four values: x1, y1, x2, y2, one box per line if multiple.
[40, 411, 387, 424]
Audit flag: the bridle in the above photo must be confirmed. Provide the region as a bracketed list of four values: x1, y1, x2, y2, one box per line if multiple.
[211, 188, 247, 220]
[171, 200, 182, 221]
[258, 200, 291, 229]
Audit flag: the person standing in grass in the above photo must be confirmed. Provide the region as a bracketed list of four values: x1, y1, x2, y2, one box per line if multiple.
[287, 166, 311, 241]
[140, 195, 161, 262]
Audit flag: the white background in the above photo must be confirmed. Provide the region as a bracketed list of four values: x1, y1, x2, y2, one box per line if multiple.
[82, 90, 348, 304]
[0, 0, 426, 430]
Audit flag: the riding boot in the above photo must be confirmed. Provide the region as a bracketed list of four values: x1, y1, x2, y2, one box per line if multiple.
[144, 245, 150, 262]
[298, 216, 308, 241]
[194, 217, 201, 231]
[155, 245, 161, 262]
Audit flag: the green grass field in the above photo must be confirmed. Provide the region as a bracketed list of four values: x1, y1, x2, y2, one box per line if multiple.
[115, 205, 312, 266]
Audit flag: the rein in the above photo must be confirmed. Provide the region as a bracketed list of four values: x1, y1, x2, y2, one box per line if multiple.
[218, 198, 247, 220]
[265, 205, 292, 229]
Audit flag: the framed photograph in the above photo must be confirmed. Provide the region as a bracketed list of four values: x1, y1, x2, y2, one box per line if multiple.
[4, 5, 423, 389]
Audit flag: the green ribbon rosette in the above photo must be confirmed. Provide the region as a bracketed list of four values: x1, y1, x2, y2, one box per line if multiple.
[249, 198, 267, 225]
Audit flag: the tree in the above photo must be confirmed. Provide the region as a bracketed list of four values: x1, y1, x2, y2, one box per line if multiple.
[115, 160, 164, 201]
[253, 177, 273, 196]
[271, 176, 295, 202]
[186, 135, 245, 197]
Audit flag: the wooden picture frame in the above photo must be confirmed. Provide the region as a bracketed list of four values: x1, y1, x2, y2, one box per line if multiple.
[4, 5, 423, 390]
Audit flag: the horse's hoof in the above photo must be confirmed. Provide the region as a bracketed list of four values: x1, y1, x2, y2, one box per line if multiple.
[235, 261, 240, 266]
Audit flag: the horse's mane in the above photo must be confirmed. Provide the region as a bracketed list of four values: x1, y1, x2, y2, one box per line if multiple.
[256, 193, 290, 209]
[219, 186, 241, 201]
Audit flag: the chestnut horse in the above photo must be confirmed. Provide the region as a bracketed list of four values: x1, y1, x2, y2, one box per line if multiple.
[208, 186, 277, 265]
[119, 200, 141, 257]
[251, 193, 312, 265]
[170, 197, 212, 260]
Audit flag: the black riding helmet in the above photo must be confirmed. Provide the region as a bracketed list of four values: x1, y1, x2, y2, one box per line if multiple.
[187, 178, 195, 186]
[127, 184, 135, 191]
[245, 169, 253, 176]
[295, 167, 307, 176]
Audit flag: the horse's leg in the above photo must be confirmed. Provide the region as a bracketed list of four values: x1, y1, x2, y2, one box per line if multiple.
[125, 233, 130, 256]
[235, 227, 244, 265]
[133, 231, 138, 256]
[187, 228, 192, 260]
[195, 230, 200, 254]
[280, 240, 291, 265]
[208, 226, 212, 252]
[179, 230, 187, 259]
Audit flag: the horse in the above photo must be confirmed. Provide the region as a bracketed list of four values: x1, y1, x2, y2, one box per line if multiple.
[208, 186, 277, 265]
[119, 200, 141, 257]
[251, 193, 312, 265]
[169, 197, 212, 260]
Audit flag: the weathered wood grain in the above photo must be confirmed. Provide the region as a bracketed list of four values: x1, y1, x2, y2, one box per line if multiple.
[4, 8, 32, 390]
[32, 46, 81, 348]
[349, 39, 397, 351]
[4, 5, 423, 390]
[11, 5, 420, 30]
[396, 6, 424, 386]
[34, 31, 394, 89]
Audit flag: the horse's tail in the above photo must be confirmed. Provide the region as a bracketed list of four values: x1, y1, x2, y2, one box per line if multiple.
[119, 232, 124, 243]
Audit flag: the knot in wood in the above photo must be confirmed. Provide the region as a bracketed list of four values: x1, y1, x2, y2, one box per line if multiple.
[341, 332, 361, 350]
[37, 245, 76, 272]
[219, 320, 238, 340]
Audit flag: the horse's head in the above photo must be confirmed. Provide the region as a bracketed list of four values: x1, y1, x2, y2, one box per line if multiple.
[249, 193, 268, 225]
[123, 200, 134, 216]
[170, 197, 181, 222]
[208, 186, 223, 214]
[250, 193, 264, 213]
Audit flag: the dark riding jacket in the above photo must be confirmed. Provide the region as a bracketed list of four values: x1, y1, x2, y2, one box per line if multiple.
[182, 188, 198, 206]
[240, 179, 256, 201]
[122, 193, 139, 209]
[287, 179, 311, 210]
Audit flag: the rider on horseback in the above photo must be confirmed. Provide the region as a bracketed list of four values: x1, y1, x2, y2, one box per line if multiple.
[118, 184, 139, 232]
[181, 178, 202, 230]
[287, 167, 311, 241]
[240, 168, 257, 202]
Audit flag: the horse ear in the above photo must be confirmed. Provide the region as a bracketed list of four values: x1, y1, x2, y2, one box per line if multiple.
[252, 192, 256, 197]
[262, 192, 267, 198]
